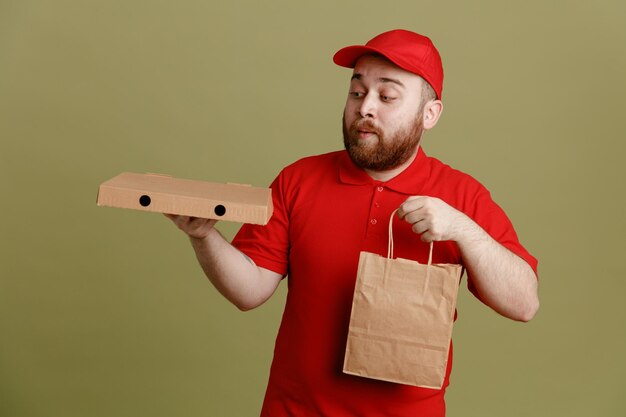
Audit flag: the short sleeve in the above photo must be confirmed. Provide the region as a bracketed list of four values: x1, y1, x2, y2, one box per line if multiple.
[470, 189, 538, 276]
[231, 170, 290, 276]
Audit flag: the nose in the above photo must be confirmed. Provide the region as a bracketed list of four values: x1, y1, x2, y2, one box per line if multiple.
[358, 93, 377, 119]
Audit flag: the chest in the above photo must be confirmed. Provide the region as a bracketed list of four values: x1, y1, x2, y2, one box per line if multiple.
[286, 182, 459, 288]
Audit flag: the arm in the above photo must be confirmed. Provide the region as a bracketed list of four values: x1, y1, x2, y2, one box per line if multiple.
[165, 215, 282, 311]
[397, 197, 539, 322]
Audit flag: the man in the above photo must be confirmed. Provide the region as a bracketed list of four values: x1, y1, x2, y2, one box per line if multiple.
[166, 29, 539, 417]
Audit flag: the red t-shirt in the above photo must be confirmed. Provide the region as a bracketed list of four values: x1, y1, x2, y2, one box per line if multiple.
[232, 148, 538, 417]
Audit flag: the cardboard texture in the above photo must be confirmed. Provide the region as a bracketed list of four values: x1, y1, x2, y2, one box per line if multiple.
[343, 211, 462, 389]
[97, 172, 273, 225]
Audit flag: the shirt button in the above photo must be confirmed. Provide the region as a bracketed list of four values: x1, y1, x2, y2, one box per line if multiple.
[377, 186, 384, 192]
[375, 202, 380, 208]
[370, 219, 377, 225]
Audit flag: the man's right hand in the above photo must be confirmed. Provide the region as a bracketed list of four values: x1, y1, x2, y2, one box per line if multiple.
[164, 214, 217, 240]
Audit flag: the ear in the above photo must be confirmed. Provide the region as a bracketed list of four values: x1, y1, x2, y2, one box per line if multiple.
[422, 100, 443, 130]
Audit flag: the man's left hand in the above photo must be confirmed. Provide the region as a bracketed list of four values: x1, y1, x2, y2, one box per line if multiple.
[397, 196, 469, 242]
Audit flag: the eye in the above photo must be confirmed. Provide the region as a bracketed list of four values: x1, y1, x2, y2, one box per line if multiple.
[381, 95, 396, 102]
[349, 91, 365, 98]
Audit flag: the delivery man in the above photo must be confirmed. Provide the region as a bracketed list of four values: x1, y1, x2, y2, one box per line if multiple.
[166, 29, 539, 417]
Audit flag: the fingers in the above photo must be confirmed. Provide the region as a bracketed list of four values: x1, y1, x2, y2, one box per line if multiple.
[397, 196, 446, 242]
[164, 213, 188, 228]
[164, 213, 198, 227]
[398, 196, 431, 226]
[163, 213, 217, 239]
[406, 214, 437, 242]
[419, 231, 436, 243]
[396, 196, 425, 219]
[410, 218, 429, 235]
[397, 196, 465, 242]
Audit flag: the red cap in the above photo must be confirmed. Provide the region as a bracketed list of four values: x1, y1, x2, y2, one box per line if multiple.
[333, 29, 444, 99]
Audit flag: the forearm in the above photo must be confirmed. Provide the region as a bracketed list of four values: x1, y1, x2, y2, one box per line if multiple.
[189, 228, 281, 311]
[455, 219, 539, 322]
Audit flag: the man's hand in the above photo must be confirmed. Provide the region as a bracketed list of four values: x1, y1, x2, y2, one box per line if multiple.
[398, 196, 539, 322]
[164, 214, 217, 240]
[397, 196, 469, 242]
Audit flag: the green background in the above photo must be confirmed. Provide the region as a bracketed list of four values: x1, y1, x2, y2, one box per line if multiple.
[1, 0, 625, 416]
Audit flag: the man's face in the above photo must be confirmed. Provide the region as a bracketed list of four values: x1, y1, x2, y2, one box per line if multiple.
[342, 55, 426, 172]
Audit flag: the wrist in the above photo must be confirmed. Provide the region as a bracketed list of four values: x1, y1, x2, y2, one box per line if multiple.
[449, 211, 478, 243]
[453, 216, 488, 248]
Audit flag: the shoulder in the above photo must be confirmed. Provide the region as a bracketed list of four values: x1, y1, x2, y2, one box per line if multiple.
[421, 153, 502, 220]
[426, 154, 489, 196]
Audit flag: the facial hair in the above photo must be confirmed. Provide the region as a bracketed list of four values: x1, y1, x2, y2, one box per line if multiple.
[342, 112, 424, 172]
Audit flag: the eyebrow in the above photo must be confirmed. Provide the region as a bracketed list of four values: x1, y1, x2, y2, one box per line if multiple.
[351, 73, 406, 88]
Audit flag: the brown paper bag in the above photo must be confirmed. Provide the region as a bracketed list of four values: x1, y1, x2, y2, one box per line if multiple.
[343, 210, 463, 389]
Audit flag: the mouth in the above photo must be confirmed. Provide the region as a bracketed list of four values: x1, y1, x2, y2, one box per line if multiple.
[352, 122, 380, 140]
[355, 129, 377, 140]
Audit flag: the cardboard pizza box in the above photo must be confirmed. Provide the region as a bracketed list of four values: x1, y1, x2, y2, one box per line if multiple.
[97, 172, 273, 225]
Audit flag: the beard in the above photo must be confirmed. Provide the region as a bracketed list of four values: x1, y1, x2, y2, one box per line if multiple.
[342, 112, 424, 171]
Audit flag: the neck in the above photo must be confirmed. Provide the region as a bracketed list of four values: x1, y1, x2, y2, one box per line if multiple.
[364, 146, 420, 182]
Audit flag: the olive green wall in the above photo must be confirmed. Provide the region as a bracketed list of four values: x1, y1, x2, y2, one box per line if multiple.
[1, 1, 624, 416]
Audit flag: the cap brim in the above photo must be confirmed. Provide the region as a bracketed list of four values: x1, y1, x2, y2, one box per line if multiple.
[333, 45, 388, 68]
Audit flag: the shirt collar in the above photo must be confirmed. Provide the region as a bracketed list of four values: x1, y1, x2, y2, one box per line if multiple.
[338, 147, 431, 195]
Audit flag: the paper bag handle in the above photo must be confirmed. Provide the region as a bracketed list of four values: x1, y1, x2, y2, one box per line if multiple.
[387, 209, 433, 265]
